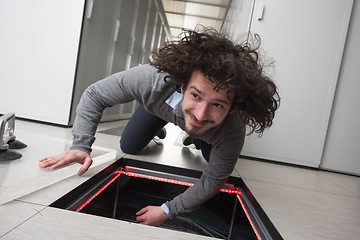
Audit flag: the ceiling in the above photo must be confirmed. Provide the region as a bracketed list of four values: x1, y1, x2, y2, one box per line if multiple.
[157, 0, 233, 40]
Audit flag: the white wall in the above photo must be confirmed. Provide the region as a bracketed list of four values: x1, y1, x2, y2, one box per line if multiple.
[0, 0, 84, 125]
[240, 0, 353, 168]
[224, 0, 358, 174]
[320, 0, 360, 175]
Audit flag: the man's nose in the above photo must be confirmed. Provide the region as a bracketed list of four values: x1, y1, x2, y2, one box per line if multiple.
[194, 102, 209, 121]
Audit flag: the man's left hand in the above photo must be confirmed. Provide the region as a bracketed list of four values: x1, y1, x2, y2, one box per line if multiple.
[136, 206, 168, 226]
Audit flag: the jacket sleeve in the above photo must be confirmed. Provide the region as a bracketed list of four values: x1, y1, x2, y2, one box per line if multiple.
[166, 131, 245, 218]
[70, 64, 163, 154]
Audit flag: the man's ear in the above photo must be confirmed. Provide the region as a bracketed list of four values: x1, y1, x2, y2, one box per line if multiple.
[181, 84, 185, 93]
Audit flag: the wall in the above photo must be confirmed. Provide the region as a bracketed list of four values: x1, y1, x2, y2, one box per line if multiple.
[320, 0, 360, 175]
[0, 0, 166, 126]
[224, 0, 358, 174]
[240, 0, 353, 168]
[0, 0, 84, 125]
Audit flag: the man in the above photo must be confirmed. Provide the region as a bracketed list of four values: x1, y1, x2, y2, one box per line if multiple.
[39, 27, 280, 226]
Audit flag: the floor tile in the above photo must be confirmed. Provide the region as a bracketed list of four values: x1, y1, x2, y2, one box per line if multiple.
[0, 201, 45, 237]
[0, 119, 118, 206]
[243, 179, 360, 240]
[235, 158, 358, 197]
[319, 171, 360, 198]
[12, 119, 360, 240]
[17, 160, 118, 206]
[2, 207, 216, 240]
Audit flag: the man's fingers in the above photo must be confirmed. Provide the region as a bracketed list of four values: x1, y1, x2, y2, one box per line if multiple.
[136, 207, 147, 223]
[38, 158, 50, 168]
[49, 159, 66, 170]
[78, 157, 93, 176]
[38, 150, 93, 175]
[39, 157, 62, 168]
[48, 155, 73, 169]
[38, 157, 47, 162]
[136, 206, 148, 216]
[136, 215, 144, 223]
[135, 206, 168, 226]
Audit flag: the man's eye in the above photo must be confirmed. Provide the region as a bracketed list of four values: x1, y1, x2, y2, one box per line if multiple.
[213, 103, 223, 108]
[192, 93, 199, 99]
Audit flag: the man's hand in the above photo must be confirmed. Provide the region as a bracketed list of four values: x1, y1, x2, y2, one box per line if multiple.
[136, 206, 168, 226]
[39, 150, 93, 176]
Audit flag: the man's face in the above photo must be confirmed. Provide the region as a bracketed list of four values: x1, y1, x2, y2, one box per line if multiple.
[181, 70, 234, 138]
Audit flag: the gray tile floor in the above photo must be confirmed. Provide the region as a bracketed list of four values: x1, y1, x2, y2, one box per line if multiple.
[1, 119, 359, 239]
[235, 159, 360, 240]
[98, 120, 360, 240]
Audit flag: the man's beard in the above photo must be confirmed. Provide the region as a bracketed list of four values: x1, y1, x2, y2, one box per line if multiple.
[183, 109, 214, 138]
[185, 125, 202, 138]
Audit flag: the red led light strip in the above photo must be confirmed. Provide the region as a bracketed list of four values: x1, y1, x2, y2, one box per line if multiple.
[75, 171, 121, 212]
[75, 168, 262, 240]
[119, 169, 239, 194]
[236, 193, 263, 240]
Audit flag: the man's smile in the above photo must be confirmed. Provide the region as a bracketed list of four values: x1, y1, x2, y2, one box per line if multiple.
[186, 110, 215, 127]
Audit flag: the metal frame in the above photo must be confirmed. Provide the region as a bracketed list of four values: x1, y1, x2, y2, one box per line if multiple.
[51, 157, 283, 239]
[0, 113, 16, 150]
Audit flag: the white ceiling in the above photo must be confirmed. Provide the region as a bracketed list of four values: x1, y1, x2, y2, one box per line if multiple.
[159, 0, 232, 40]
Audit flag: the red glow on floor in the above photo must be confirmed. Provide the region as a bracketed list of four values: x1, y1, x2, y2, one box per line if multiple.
[75, 168, 261, 239]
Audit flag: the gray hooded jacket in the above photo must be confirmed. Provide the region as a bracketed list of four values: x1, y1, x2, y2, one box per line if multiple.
[70, 64, 245, 219]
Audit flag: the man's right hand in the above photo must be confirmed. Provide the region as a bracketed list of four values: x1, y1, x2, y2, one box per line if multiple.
[39, 150, 93, 176]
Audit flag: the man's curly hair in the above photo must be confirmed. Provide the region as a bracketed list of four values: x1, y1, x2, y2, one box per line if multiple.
[150, 26, 280, 136]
